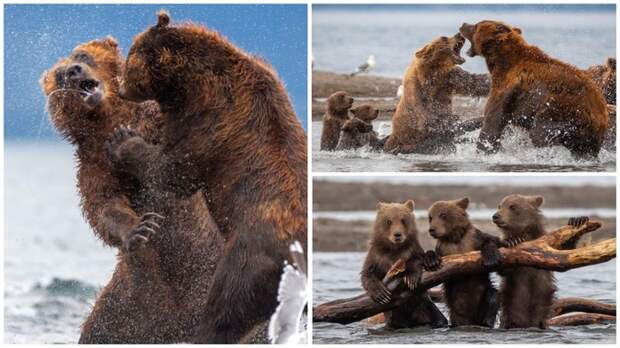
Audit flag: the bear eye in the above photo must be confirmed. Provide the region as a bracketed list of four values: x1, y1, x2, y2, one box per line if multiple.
[509, 205, 516, 211]
[72, 52, 95, 66]
[439, 213, 448, 219]
[401, 218, 407, 226]
[385, 219, 392, 227]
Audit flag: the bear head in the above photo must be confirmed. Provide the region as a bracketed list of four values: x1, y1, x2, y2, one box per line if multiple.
[459, 20, 524, 59]
[351, 104, 379, 123]
[493, 194, 544, 239]
[327, 91, 354, 116]
[40, 36, 122, 139]
[414, 33, 466, 69]
[373, 200, 418, 249]
[428, 197, 471, 242]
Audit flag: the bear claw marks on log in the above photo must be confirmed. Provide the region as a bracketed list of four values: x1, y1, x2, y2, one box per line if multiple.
[313, 221, 615, 324]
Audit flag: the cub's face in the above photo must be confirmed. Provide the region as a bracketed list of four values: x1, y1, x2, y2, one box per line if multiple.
[415, 33, 466, 68]
[342, 118, 373, 134]
[327, 91, 354, 113]
[41, 37, 121, 110]
[428, 198, 470, 240]
[459, 20, 523, 58]
[493, 194, 543, 234]
[351, 105, 379, 123]
[374, 200, 416, 246]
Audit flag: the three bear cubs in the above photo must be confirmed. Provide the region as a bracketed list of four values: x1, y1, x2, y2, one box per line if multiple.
[363, 194, 588, 329]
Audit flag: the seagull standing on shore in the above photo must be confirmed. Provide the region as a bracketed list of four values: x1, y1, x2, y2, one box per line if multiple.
[351, 54, 375, 76]
[268, 241, 307, 344]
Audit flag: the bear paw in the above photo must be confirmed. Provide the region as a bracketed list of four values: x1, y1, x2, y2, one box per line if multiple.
[568, 216, 589, 227]
[123, 212, 164, 252]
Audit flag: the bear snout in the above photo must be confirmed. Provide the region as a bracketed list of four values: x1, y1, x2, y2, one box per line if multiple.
[429, 227, 438, 238]
[66, 64, 85, 80]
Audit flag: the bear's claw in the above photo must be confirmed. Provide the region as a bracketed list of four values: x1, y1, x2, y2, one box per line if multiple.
[123, 212, 164, 252]
[568, 216, 589, 227]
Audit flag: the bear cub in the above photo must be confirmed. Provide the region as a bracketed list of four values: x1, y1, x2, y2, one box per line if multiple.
[321, 91, 354, 151]
[428, 197, 501, 327]
[492, 194, 556, 329]
[361, 200, 447, 329]
[336, 105, 384, 151]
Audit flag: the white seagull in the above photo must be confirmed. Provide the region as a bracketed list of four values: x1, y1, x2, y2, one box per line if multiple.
[268, 241, 307, 344]
[351, 54, 375, 76]
[396, 84, 404, 98]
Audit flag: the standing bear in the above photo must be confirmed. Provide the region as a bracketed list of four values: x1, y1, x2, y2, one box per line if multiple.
[114, 11, 307, 343]
[427, 198, 501, 327]
[321, 90, 354, 151]
[460, 20, 608, 158]
[384, 33, 490, 154]
[361, 200, 447, 329]
[41, 37, 223, 343]
[492, 194, 556, 329]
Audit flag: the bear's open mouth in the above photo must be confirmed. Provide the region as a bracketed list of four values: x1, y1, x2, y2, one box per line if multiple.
[451, 36, 466, 65]
[79, 78, 100, 94]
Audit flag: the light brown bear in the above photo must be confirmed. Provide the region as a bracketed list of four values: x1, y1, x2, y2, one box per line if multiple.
[321, 91, 354, 151]
[41, 37, 223, 343]
[384, 33, 489, 154]
[361, 200, 447, 329]
[460, 20, 608, 158]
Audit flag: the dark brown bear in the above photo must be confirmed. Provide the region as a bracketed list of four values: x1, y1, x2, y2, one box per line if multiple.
[321, 91, 354, 151]
[335, 117, 374, 151]
[384, 33, 490, 154]
[115, 12, 307, 343]
[41, 37, 223, 343]
[492, 194, 556, 329]
[586, 57, 616, 105]
[428, 198, 500, 327]
[361, 201, 447, 329]
[460, 20, 608, 158]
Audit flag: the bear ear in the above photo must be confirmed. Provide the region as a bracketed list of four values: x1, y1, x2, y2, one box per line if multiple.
[102, 36, 118, 48]
[528, 195, 544, 208]
[376, 202, 387, 210]
[404, 200, 415, 212]
[513, 27, 522, 35]
[607, 57, 616, 70]
[156, 10, 171, 28]
[454, 197, 470, 210]
[415, 45, 430, 59]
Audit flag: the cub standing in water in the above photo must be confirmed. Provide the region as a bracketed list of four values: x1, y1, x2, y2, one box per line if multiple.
[321, 91, 354, 151]
[428, 198, 501, 327]
[361, 200, 447, 329]
[492, 194, 556, 329]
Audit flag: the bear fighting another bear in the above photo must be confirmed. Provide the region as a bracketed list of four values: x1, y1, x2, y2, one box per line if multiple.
[112, 12, 307, 343]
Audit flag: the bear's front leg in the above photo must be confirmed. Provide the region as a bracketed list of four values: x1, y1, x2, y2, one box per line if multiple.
[105, 126, 163, 187]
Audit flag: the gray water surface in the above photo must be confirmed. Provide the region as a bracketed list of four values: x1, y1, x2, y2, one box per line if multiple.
[313, 252, 616, 344]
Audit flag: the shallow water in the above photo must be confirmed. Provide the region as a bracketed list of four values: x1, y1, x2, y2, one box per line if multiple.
[313, 252, 616, 344]
[312, 121, 616, 172]
[4, 141, 117, 343]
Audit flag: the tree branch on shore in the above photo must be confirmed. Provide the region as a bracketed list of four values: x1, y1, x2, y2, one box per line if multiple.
[313, 221, 616, 324]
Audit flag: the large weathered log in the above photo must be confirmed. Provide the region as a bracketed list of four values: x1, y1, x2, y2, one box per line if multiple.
[313, 222, 615, 324]
[549, 313, 615, 326]
[552, 297, 616, 317]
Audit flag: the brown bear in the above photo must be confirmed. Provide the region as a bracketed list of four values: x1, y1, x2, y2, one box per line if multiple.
[384, 33, 491, 154]
[427, 198, 500, 327]
[460, 20, 608, 158]
[585, 57, 616, 105]
[335, 105, 385, 151]
[114, 12, 307, 343]
[321, 91, 354, 151]
[492, 194, 556, 329]
[361, 200, 447, 329]
[41, 37, 223, 343]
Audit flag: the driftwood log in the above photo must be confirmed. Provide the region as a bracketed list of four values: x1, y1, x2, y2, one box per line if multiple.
[313, 221, 615, 324]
